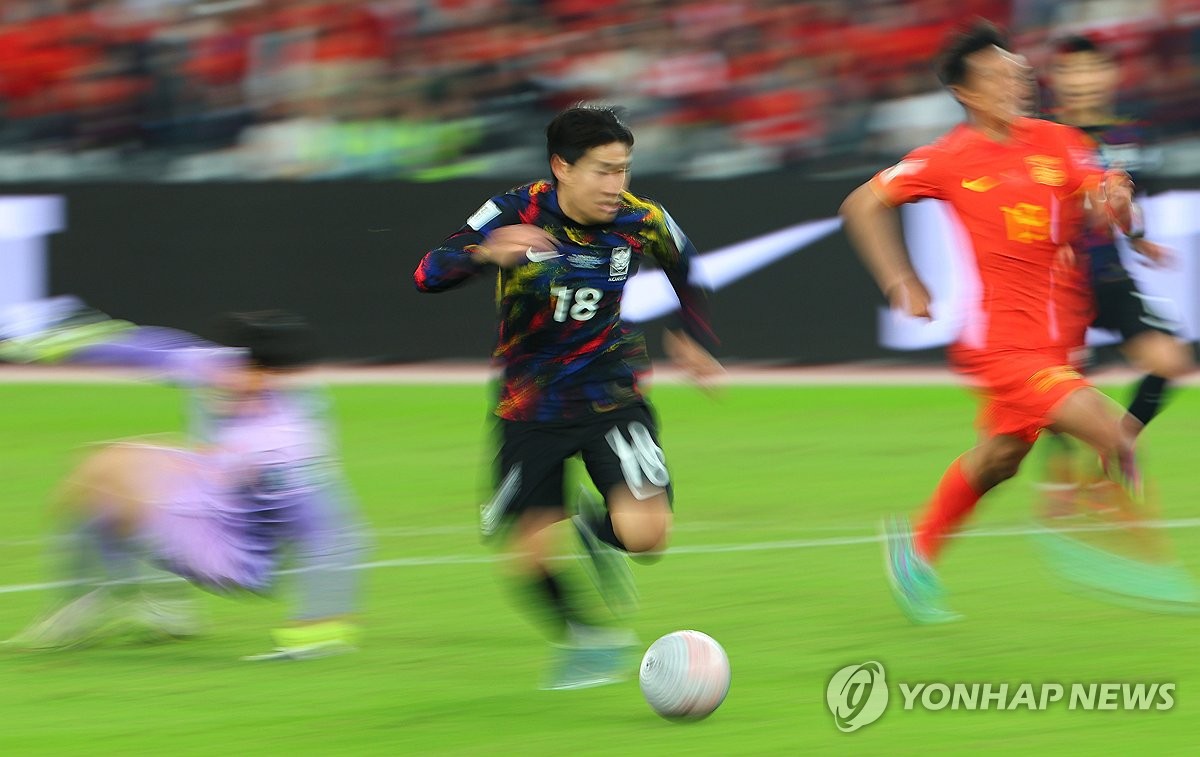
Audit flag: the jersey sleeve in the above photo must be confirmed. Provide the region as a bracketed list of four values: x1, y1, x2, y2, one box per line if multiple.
[1058, 124, 1106, 197]
[646, 203, 717, 351]
[66, 326, 240, 386]
[868, 144, 948, 205]
[413, 192, 523, 292]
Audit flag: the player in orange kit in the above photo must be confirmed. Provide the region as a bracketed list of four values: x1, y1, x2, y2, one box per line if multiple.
[840, 22, 1142, 623]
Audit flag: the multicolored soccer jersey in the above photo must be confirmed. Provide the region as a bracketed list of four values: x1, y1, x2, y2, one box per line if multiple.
[1064, 116, 1151, 284]
[414, 180, 714, 421]
[870, 117, 1104, 441]
[1049, 116, 1171, 351]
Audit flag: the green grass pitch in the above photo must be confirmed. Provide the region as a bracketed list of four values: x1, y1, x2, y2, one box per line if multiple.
[1, 379, 1198, 755]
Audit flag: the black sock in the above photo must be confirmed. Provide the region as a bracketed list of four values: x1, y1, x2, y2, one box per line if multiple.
[532, 570, 584, 639]
[1128, 374, 1169, 428]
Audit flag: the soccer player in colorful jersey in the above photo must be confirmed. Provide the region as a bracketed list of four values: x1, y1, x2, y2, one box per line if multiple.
[840, 22, 1145, 623]
[2, 305, 367, 660]
[414, 106, 721, 688]
[1037, 34, 1191, 518]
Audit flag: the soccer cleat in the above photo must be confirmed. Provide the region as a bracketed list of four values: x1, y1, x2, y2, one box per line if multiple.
[1102, 446, 1144, 506]
[3, 589, 126, 651]
[540, 624, 638, 691]
[571, 488, 639, 619]
[1033, 527, 1200, 614]
[881, 516, 962, 625]
[126, 593, 203, 642]
[241, 620, 360, 661]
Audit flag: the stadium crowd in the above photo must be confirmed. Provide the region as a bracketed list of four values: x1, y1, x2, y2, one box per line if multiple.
[1, 0, 1199, 180]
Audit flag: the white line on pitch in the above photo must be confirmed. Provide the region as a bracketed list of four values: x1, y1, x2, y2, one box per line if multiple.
[3, 518, 1200, 596]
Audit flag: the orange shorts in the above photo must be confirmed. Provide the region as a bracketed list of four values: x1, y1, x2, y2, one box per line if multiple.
[950, 346, 1092, 444]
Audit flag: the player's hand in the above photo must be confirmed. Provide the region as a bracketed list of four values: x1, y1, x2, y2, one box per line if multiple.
[886, 276, 931, 320]
[1100, 170, 1134, 229]
[1131, 238, 1173, 268]
[663, 329, 724, 392]
[473, 224, 558, 268]
[1055, 243, 1076, 270]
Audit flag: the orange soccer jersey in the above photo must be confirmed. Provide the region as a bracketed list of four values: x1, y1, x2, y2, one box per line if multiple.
[871, 117, 1104, 353]
[871, 117, 1105, 441]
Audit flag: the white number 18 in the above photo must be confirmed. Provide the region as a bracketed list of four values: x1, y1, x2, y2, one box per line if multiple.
[550, 286, 602, 322]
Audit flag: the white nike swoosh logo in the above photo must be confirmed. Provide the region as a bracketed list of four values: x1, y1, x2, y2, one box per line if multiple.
[622, 217, 843, 322]
[526, 248, 563, 262]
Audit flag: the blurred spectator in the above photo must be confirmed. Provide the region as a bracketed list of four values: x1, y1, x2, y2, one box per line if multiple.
[1, 0, 1199, 181]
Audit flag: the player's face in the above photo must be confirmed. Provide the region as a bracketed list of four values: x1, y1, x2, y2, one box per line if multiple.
[1013, 52, 1037, 116]
[958, 45, 1027, 126]
[1051, 51, 1117, 113]
[554, 141, 631, 225]
[209, 362, 270, 414]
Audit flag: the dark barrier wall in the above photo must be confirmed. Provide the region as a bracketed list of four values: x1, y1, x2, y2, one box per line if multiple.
[15, 175, 1196, 363]
[10, 176, 885, 363]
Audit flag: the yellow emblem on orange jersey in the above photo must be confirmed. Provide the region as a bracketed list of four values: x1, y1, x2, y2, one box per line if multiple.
[1025, 155, 1067, 186]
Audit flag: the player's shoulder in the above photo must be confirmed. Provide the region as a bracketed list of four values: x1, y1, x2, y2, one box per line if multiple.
[465, 180, 554, 230]
[616, 190, 668, 225]
[499, 179, 554, 205]
[893, 126, 968, 164]
[1098, 113, 1148, 143]
[874, 133, 952, 183]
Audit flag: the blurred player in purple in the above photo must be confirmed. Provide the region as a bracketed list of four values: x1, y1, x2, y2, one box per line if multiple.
[414, 105, 721, 689]
[2, 305, 367, 660]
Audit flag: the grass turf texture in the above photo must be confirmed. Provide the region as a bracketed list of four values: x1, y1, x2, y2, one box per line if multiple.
[1, 380, 1198, 755]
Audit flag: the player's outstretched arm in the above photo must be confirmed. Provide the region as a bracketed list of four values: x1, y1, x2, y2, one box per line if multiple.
[0, 296, 238, 383]
[1094, 172, 1173, 267]
[472, 224, 559, 268]
[649, 203, 720, 375]
[840, 183, 931, 319]
[412, 229, 493, 293]
[663, 328, 723, 388]
[414, 223, 559, 291]
[414, 189, 557, 291]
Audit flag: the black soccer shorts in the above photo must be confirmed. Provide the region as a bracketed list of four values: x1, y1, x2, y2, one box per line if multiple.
[1092, 277, 1177, 340]
[480, 403, 672, 538]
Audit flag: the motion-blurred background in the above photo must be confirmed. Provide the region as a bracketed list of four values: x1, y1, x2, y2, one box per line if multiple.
[1, 0, 1198, 181]
[2, 0, 1198, 366]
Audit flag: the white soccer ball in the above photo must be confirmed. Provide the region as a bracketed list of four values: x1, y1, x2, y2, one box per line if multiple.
[639, 630, 731, 721]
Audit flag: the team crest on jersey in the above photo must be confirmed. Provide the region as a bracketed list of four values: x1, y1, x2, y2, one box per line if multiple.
[1025, 156, 1067, 186]
[608, 246, 632, 280]
[566, 253, 605, 269]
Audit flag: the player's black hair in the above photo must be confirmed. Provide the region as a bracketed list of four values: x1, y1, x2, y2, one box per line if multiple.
[216, 310, 316, 369]
[1054, 33, 1112, 59]
[545, 105, 634, 167]
[936, 20, 1011, 88]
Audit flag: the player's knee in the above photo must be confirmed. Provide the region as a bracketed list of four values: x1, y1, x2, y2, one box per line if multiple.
[1130, 333, 1192, 379]
[1155, 346, 1192, 380]
[611, 501, 671, 555]
[619, 526, 668, 555]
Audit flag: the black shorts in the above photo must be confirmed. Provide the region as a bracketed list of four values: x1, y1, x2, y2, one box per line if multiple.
[1092, 277, 1177, 340]
[480, 403, 671, 537]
